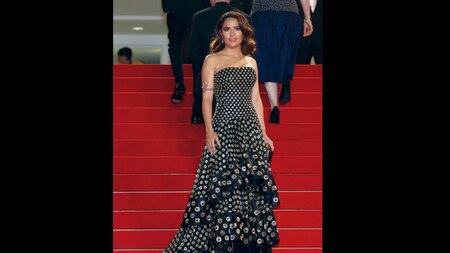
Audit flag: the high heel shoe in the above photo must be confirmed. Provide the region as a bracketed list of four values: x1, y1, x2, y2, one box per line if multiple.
[269, 106, 280, 124]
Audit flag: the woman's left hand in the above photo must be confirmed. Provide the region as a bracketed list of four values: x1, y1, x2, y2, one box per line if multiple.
[303, 19, 313, 37]
[263, 135, 274, 152]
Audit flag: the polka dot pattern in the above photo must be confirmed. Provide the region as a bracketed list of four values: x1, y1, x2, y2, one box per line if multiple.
[164, 67, 280, 253]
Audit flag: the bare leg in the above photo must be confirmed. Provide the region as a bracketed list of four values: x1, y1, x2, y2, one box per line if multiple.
[264, 82, 279, 109]
[264, 82, 280, 123]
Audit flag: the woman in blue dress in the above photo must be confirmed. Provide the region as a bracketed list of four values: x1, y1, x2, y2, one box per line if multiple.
[251, 0, 313, 123]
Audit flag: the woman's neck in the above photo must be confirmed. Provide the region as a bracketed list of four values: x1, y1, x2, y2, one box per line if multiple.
[220, 47, 244, 58]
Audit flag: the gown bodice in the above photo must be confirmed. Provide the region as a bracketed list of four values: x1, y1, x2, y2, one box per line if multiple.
[212, 67, 258, 125]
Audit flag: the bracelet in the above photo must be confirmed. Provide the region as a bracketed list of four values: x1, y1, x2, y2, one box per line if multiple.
[202, 80, 214, 91]
[202, 86, 214, 91]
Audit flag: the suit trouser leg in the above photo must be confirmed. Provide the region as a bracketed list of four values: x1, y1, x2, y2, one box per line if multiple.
[312, 33, 323, 64]
[167, 13, 188, 84]
[296, 36, 313, 64]
[192, 64, 203, 116]
[192, 61, 216, 117]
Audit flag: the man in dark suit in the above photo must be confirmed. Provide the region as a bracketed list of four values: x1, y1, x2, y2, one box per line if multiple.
[189, 0, 251, 123]
[296, 0, 322, 64]
[230, 0, 253, 15]
[162, 0, 211, 104]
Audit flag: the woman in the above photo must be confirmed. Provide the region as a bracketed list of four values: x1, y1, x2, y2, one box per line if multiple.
[251, 0, 313, 123]
[163, 11, 280, 253]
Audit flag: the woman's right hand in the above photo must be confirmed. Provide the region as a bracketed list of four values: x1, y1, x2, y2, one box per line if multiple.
[206, 131, 221, 154]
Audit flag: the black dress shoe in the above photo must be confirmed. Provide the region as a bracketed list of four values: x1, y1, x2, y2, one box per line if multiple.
[279, 80, 291, 105]
[191, 114, 204, 124]
[171, 81, 186, 104]
[269, 106, 280, 124]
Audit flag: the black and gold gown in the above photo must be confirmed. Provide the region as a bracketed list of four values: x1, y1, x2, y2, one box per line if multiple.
[163, 67, 280, 253]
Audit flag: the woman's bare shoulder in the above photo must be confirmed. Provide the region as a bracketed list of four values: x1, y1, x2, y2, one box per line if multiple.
[245, 56, 257, 68]
[204, 53, 220, 62]
[245, 56, 255, 62]
[205, 53, 227, 69]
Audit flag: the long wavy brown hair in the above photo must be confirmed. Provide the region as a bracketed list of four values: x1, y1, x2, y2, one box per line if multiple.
[210, 11, 256, 56]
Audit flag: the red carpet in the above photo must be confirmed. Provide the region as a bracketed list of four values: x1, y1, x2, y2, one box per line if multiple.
[113, 64, 322, 252]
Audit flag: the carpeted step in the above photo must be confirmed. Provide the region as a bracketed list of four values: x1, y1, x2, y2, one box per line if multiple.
[113, 123, 321, 140]
[113, 139, 322, 156]
[113, 91, 322, 108]
[112, 63, 322, 251]
[113, 173, 322, 191]
[113, 209, 322, 229]
[113, 228, 322, 248]
[113, 191, 322, 210]
[113, 107, 322, 124]
[113, 77, 322, 92]
[113, 156, 322, 174]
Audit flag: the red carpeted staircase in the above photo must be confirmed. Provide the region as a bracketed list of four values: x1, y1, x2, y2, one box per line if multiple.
[113, 64, 322, 253]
